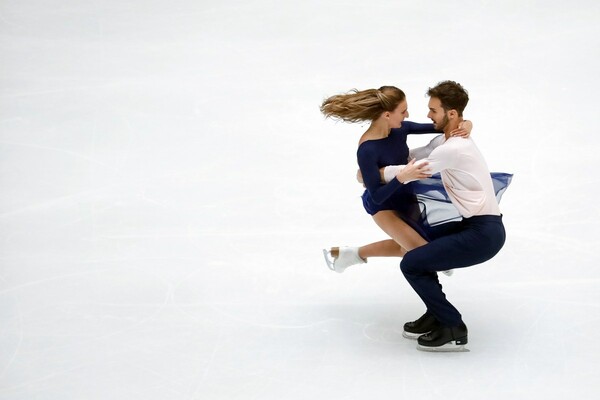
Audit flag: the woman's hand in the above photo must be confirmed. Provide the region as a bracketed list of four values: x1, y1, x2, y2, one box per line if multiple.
[396, 159, 431, 183]
[449, 120, 472, 138]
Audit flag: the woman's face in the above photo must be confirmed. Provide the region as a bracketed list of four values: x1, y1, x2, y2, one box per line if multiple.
[388, 100, 409, 128]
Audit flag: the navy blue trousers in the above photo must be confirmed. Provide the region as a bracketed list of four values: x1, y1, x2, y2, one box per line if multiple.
[400, 215, 506, 327]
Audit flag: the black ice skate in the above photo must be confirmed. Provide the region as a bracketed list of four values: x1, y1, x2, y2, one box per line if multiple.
[402, 312, 440, 339]
[417, 323, 469, 352]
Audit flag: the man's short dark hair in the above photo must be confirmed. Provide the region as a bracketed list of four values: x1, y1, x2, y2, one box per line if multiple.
[427, 81, 469, 117]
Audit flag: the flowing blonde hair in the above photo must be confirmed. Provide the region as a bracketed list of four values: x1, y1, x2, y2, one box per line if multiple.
[320, 86, 406, 123]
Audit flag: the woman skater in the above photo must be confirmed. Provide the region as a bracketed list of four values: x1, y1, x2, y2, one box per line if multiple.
[320, 86, 471, 272]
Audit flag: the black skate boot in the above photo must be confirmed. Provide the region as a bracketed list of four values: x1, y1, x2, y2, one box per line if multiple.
[417, 322, 469, 352]
[402, 311, 440, 340]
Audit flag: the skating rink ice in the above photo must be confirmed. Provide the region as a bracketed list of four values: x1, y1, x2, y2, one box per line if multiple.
[1, 0, 599, 399]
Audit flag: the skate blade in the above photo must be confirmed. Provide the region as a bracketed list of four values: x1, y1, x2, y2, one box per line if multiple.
[402, 331, 422, 340]
[322, 249, 336, 272]
[417, 341, 470, 352]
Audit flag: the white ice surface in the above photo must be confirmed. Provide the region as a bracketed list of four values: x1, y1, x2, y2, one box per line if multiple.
[1, 0, 600, 399]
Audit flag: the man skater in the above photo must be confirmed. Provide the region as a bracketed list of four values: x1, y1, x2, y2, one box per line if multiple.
[383, 81, 507, 351]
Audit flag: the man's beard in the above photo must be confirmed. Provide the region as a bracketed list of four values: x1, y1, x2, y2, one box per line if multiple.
[434, 113, 449, 131]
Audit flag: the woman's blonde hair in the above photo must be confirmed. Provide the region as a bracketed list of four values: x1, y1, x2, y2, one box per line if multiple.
[320, 86, 406, 123]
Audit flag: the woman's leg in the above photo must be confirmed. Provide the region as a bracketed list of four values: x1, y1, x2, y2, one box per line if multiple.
[327, 238, 407, 272]
[324, 211, 428, 272]
[359, 239, 406, 259]
[371, 210, 428, 252]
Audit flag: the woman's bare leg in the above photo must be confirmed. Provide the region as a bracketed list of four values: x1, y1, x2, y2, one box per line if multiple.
[330, 211, 426, 261]
[372, 210, 428, 250]
[327, 211, 455, 276]
[325, 211, 427, 272]
[358, 239, 406, 259]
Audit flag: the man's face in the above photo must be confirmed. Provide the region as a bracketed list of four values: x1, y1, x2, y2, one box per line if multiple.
[388, 100, 409, 128]
[427, 97, 449, 131]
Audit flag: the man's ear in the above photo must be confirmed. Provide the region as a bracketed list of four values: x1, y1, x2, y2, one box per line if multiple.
[448, 109, 458, 119]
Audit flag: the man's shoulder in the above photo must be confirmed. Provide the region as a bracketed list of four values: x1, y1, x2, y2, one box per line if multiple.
[429, 136, 473, 159]
[444, 137, 475, 150]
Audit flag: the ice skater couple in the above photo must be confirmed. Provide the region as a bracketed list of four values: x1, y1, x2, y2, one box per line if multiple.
[320, 81, 511, 352]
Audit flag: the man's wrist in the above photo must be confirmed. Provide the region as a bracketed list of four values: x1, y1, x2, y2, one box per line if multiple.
[383, 165, 403, 183]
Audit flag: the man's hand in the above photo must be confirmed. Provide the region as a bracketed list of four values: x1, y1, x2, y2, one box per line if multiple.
[396, 159, 431, 183]
[356, 169, 364, 186]
[449, 120, 472, 138]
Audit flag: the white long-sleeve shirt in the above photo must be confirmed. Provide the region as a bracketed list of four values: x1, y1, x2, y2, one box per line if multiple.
[383, 135, 501, 218]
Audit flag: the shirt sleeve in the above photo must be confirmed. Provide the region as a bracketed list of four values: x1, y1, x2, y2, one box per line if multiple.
[383, 165, 405, 183]
[408, 134, 445, 161]
[421, 138, 459, 174]
[383, 135, 444, 184]
[357, 146, 404, 205]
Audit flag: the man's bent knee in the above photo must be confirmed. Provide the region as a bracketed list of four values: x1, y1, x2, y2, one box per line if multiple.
[400, 251, 420, 275]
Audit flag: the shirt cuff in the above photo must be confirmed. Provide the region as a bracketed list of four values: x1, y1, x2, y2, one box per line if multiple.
[383, 165, 404, 183]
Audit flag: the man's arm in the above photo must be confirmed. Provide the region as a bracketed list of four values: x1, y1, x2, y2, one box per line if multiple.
[358, 122, 473, 185]
[382, 134, 445, 183]
[408, 134, 445, 163]
[383, 136, 459, 183]
[357, 160, 431, 185]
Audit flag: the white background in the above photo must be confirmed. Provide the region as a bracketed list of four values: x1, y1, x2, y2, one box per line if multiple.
[1, 0, 599, 399]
